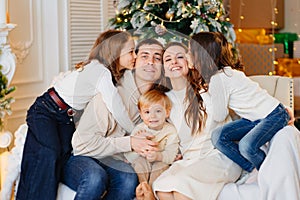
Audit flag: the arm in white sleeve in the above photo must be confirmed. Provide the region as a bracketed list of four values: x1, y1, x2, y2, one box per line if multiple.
[50, 70, 72, 87]
[209, 74, 229, 122]
[97, 71, 135, 133]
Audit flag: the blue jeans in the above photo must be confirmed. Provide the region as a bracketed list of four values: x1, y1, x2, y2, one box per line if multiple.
[211, 103, 289, 172]
[62, 155, 138, 200]
[16, 89, 75, 200]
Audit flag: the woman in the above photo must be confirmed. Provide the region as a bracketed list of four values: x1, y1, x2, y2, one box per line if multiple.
[149, 42, 241, 200]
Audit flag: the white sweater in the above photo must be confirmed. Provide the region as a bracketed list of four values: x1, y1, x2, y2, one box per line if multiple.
[209, 67, 279, 122]
[53, 59, 134, 132]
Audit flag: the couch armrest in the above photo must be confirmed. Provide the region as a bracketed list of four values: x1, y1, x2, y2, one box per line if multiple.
[249, 75, 294, 110]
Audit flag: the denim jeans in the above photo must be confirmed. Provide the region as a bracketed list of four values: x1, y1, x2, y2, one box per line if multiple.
[16, 89, 75, 200]
[211, 103, 289, 172]
[62, 155, 138, 200]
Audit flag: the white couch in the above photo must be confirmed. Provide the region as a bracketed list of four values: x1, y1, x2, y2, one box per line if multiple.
[1, 75, 299, 200]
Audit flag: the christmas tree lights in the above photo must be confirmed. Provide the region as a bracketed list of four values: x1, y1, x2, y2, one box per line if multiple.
[108, 0, 236, 45]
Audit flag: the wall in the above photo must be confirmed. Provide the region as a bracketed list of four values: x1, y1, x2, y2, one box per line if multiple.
[281, 0, 300, 35]
[5, 0, 61, 134]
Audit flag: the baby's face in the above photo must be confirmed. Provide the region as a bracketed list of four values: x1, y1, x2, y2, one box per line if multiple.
[140, 102, 168, 131]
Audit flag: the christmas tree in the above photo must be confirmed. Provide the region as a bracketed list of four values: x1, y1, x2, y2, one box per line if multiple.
[108, 0, 236, 45]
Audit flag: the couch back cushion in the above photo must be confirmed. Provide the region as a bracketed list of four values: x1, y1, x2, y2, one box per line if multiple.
[249, 75, 294, 110]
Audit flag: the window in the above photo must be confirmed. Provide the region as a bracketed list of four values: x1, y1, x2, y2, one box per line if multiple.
[68, 0, 116, 67]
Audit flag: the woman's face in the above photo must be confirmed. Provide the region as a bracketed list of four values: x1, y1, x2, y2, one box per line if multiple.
[118, 39, 136, 70]
[163, 45, 189, 79]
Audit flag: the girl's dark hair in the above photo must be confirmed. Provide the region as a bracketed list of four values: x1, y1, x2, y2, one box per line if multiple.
[190, 31, 240, 85]
[75, 29, 132, 84]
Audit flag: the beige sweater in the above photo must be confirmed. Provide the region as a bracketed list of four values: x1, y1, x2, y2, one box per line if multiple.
[71, 93, 131, 160]
[124, 122, 179, 164]
[72, 70, 142, 160]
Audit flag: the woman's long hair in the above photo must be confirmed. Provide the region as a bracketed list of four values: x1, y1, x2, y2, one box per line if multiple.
[75, 29, 132, 84]
[186, 67, 207, 135]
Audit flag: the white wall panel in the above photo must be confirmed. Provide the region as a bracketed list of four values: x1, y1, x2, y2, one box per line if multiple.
[5, 0, 116, 133]
[6, 0, 60, 133]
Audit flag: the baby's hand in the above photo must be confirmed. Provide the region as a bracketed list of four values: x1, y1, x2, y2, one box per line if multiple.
[135, 129, 155, 140]
[146, 151, 162, 162]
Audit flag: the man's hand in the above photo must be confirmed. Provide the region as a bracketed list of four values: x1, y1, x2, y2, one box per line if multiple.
[130, 135, 158, 155]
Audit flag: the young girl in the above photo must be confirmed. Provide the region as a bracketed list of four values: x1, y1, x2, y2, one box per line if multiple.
[17, 30, 136, 200]
[190, 32, 290, 179]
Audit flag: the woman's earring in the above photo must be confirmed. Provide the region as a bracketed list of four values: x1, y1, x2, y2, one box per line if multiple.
[188, 64, 194, 69]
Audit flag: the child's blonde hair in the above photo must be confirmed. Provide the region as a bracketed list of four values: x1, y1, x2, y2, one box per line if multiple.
[138, 89, 172, 113]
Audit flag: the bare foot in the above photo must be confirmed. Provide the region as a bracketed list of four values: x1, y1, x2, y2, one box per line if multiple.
[136, 183, 144, 200]
[136, 182, 156, 200]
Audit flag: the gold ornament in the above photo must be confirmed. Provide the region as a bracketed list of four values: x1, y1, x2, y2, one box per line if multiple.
[165, 12, 174, 20]
[165, 9, 174, 20]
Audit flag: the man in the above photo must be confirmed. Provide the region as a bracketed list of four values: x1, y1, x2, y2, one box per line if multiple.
[61, 38, 164, 200]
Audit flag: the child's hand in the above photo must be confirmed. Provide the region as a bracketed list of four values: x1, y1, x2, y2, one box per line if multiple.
[286, 107, 295, 125]
[146, 151, 162, 162]
[135, 129, 155, 140]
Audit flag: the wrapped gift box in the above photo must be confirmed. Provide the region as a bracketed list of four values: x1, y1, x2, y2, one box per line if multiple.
[235, 29, 274, 44]
[236, 43, 284, 76]
[274, 33, 299, 58]
[275, 58, 300, 77]
[294, 40, 300, 58]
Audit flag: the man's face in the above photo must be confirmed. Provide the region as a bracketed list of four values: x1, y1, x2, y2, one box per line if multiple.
[134, 44, 163, 84]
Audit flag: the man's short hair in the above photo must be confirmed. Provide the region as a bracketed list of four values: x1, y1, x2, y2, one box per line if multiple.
[135, 38, 164, 54]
